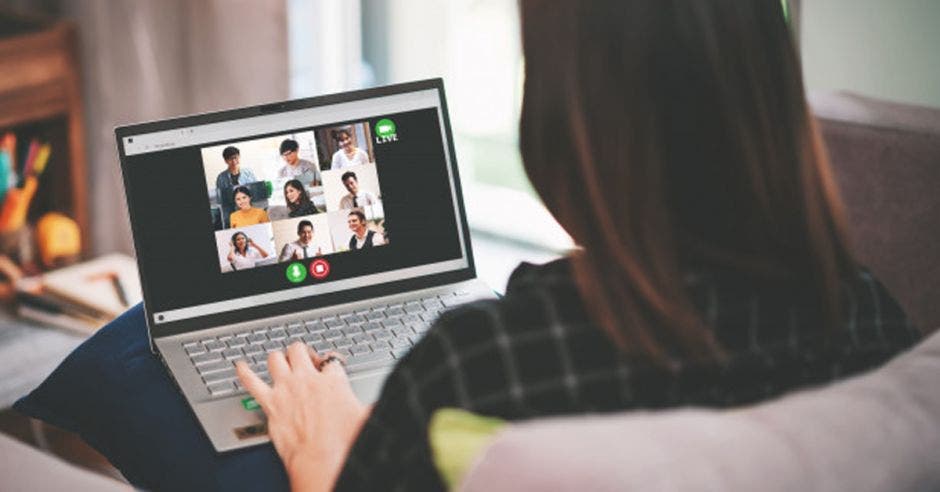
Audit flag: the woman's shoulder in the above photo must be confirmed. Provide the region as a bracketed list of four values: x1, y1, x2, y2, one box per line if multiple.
[408, 258, 588, 362]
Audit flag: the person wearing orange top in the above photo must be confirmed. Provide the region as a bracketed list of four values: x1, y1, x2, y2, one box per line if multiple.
[228, 186, 269, 228]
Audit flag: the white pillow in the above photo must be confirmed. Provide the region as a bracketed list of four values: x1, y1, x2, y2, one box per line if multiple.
[462, 330, 940, 492]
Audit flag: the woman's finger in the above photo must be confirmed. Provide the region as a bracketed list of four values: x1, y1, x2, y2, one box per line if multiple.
[235, 360, 271, 406]
[267, 350, 292, 383]
[286, 341, 317, 374]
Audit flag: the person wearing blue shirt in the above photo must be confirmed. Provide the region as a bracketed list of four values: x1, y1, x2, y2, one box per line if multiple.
[215, 146, 258, 227]
[215, 146, 258, 191]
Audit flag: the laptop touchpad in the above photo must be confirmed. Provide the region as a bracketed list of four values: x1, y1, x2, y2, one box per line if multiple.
[350, 370, 388, 404]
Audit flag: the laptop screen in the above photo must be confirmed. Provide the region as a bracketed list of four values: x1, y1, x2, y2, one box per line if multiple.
[118, 84, 471, 333]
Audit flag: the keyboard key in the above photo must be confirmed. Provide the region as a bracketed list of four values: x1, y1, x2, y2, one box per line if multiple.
[333, 338, 353, 348]
[414, 323, 431, 333]
[207, 381, 235, 396]
[404, 304, 424, 314]
[263, 340, 283, 352]
[205, 340, 225, 352]
[335, 348, 352, 357]
[222, 348, 243, 360]
[350, 344, 372, 355]
[198, 360, 232, 374]
[400, 314, 421, 325]
[352, 334, 372, 344]
[227, 337, 248, 349]
[192, 352, 223, 365]
[386, 307, 406, 317]
[323, 329, 344, 340]
[341, 314, 366, 324]
[244, 344, 264, 355]
[366, 312, 385, 321]
[269, 329, 288, 340]
[347, 351, 394, 371]
[370, 341, 391, 351]
[302, 333, 322, 343]
[306, 321, 328, 333]
[374, 330, 394, 341]
[251, 360, 267, 371]
[390, 338, 412, 348]
[325, 319, 346, 329]
[421, 299, 444, 310]
[391, 327, 414, 338]
[392, 347, 411, 359]
[204, 368, 237, 383]
[381, 318, 403, 328]
[363, 322, 383, 333]
[286, 324, 306, 336]
[342, 326, 363, 337]
[185, 344, 207, 356]
[354, 308, 372, 316]
[285, 336, 305, 347]
[183, 341, 199, 349]
[312, 341, 333, 352]
[247, 333, 267, 344]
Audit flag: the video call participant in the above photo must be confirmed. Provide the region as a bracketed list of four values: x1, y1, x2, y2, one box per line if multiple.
[338, 171, 377, 209]
[284, 179, 319, 217]
[346, 209, 385, 250]
[214, 146, 258, 190]
[278, 139, 321, 187]
[329, 129, 369, 170]
[229, 186, 270, 228]
[278, 219, 322, 261]
[226, 231, 269, 271]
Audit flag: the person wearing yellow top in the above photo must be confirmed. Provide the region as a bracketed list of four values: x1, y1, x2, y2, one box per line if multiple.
[229, 185, 269, 228]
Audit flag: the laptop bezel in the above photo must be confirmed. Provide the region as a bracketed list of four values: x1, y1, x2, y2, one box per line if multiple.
[115, 78, 477, 340]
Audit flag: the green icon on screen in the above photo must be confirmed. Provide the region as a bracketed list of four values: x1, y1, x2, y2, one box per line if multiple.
[375, 118, 398, 143]
[286, 262, 307, 283]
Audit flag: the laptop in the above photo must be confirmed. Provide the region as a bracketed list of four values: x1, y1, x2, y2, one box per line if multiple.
[115, 79, 495, 452]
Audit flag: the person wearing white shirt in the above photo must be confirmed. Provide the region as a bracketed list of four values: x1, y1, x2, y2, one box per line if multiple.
[338, 171, 378, 210]
[278, 220, 322, 262]
[346, 210, 385, 250]
[278, 139, 321, 186]
[226, 232, 270, 271]
[330, 129, 370, 170]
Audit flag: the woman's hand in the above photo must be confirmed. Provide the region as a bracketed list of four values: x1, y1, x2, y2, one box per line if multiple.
[236, 343, 370, 492]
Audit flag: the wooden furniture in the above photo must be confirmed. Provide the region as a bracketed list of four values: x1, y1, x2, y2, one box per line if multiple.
[0, 14, 88, 252]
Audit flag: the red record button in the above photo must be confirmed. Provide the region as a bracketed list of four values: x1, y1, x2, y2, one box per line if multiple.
[309, 258, 330, 279]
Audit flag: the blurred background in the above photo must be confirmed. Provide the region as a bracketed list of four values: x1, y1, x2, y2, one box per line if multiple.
[1, 0, 938, 282]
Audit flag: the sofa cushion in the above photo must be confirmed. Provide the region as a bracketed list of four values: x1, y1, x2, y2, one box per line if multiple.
[461, 329, 940, 491]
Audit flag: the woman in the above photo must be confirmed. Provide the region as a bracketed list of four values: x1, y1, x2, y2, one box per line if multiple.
[228, 186, 269, 228]
[283, 179, 318, 217]
[329, 129, 369, 170]
[236, 1, 921, 490]
[226, 231, 269, 271]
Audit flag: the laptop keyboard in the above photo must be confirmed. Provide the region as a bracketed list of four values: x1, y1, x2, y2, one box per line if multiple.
[181, 291, 472, 398]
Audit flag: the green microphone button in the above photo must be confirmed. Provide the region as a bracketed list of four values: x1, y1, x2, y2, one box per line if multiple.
[286, 262, 307, 283]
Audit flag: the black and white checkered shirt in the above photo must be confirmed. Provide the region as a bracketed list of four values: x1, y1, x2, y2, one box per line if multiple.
[335, 259, 920, 491]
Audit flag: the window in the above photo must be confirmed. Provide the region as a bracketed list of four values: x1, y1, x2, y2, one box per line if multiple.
[289, 0, 573, 254]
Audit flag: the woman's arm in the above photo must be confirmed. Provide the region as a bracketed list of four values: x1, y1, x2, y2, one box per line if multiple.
[248, 239, 269, 258]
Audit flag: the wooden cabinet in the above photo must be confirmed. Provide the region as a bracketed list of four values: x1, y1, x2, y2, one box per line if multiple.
[0, 16, 89, 252]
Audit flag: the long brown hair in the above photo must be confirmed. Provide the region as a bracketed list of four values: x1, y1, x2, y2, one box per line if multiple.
[519, 0, 855, 366]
